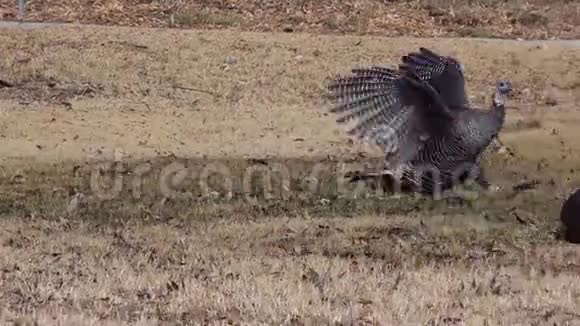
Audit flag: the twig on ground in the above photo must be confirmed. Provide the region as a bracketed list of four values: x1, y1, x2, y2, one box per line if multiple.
[0, 79, 14, 88]
[512, 179, 540, 191]
[172, 85, 219, 97]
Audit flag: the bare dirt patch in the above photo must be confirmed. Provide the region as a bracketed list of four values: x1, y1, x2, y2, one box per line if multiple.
[0, 75, 102, 104]
[0, 25, 580, 324]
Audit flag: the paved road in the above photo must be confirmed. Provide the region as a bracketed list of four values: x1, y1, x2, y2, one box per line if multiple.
[2, 20, 580, 49]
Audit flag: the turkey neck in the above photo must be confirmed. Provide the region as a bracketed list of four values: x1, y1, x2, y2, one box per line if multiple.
[491, 90, 506, 126]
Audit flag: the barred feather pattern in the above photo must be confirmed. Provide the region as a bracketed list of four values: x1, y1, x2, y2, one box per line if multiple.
[398, 107, 505, 194]
[400, 131, 479, 194]
[327, 66, 432, 168]
[326, 48, 509, 195]
[401, 47, 469, 109]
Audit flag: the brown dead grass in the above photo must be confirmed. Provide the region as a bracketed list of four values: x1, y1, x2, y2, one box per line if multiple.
[1, 212, 580, 324]
[0, 25, 579, 166]
[1, 0, 579, 39]
[0, 25, 580, 324]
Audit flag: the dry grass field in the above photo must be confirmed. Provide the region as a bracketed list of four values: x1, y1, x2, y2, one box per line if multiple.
[0, 22, 580, 325]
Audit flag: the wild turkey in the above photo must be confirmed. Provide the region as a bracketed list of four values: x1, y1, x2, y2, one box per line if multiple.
[326, 47, 513, 197]
[560, 188, 580, 243]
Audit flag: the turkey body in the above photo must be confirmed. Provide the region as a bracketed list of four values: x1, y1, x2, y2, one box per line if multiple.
[560, 188, 580, 243]
[401, 107, 505, 194]
[326, 47, 511, 196]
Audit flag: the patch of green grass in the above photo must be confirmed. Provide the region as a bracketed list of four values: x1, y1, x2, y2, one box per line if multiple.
[173, 10, 241, 28]
[458, 26, 498, 38]
[515, 11, 549, 27]
[0, 157, 562, 228]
